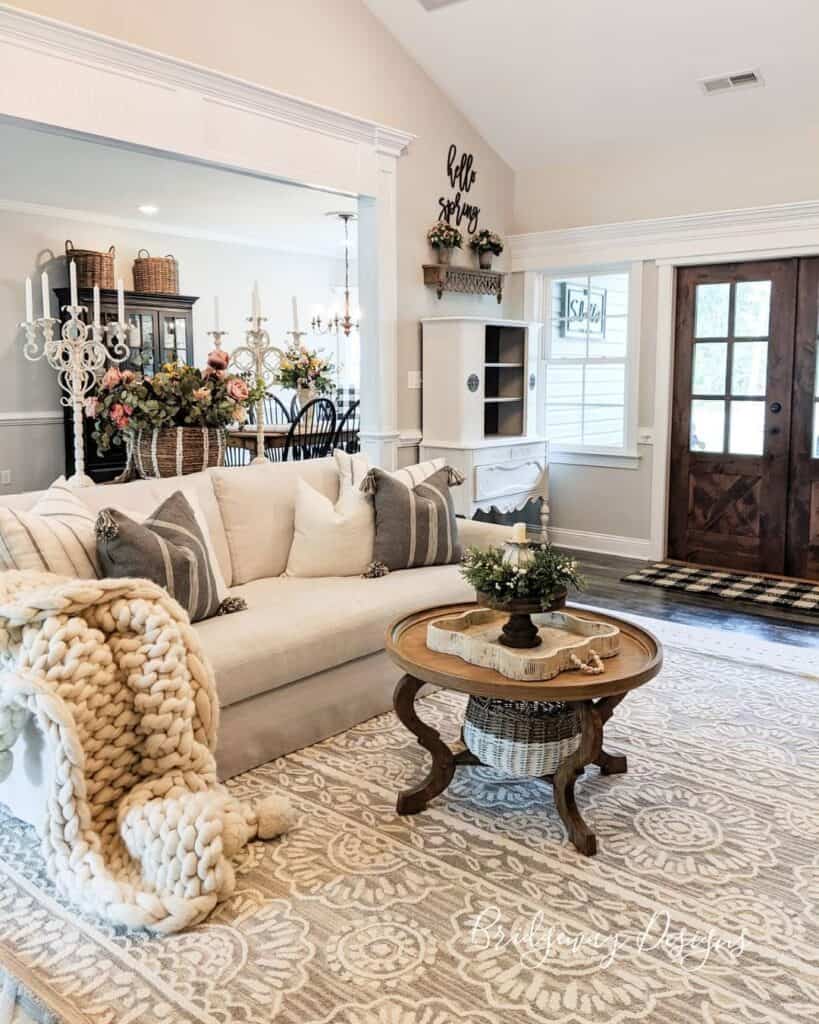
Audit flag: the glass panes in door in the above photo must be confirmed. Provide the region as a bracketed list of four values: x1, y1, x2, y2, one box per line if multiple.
[163, 315, 188, 364]
[690, 280, 771, 456]
[127, 313, 155, 373]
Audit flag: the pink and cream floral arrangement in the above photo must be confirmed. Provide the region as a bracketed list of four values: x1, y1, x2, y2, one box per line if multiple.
[90, 350, 264, 455]
[275, 342, 334, 394]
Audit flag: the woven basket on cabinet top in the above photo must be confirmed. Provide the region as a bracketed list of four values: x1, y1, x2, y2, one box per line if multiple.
[463, 696, 582, 776]
[65, 240, 116, 289]
[133, 250, 179, 294]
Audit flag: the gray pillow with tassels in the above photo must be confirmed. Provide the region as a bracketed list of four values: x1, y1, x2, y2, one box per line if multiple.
[360, 465, 464, 573]
[95, 490, 246, 622]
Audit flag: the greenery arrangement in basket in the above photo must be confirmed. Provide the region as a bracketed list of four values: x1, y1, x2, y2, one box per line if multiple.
[275, 342, 335, 395]
[461, 543, 585, 609]
[89, 351, 264, 455]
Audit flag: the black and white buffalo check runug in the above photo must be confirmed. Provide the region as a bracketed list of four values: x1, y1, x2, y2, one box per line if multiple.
[623, 562, 819, 614]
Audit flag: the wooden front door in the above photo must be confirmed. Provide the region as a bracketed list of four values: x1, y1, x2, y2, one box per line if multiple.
[786, 258, 819, 577]
[668, 260, 798, 574]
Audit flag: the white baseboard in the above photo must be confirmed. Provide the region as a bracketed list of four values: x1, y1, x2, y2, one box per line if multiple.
[548, 526, 653, 561]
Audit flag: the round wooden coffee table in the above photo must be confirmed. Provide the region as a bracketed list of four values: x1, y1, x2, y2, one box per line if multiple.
[385, 603, 663, 856]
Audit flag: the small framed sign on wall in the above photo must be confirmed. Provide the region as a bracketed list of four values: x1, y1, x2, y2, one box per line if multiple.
[561, 282, 607, 338]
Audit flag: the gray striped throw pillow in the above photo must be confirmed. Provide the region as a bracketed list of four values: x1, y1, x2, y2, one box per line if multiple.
[96, 491, 242, 622]
[366, 466, 463, 571]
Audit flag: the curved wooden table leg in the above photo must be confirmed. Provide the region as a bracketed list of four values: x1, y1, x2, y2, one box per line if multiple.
[394, 674, 456, 815]
[593, 694, 628, 775]
[552, 701, 603, 856]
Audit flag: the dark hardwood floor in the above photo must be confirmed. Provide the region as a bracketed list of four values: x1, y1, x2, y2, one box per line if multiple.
[561, 549, 819, 650]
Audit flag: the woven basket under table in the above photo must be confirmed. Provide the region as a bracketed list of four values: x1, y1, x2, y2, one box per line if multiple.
[133, 427, 226, 478]
[463, 697, 582, 776]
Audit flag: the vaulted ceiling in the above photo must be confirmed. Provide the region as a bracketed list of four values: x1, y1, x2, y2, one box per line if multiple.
[364, 0, 819, 169]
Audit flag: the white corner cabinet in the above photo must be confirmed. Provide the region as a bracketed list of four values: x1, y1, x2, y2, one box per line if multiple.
[419, 317, 549, 535]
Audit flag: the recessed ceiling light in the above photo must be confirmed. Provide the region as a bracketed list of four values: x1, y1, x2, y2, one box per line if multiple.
[138, 204, 159, 215]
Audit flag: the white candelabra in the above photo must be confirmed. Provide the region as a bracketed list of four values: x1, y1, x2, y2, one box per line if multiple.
[19, 263, 131, 486]
[210, 284, 284, 463]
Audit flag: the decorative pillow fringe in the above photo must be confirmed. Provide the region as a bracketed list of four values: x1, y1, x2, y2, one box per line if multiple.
[359, 469, 378, 496]
[446, 466, 465, 487]
[363, 561, 390, 579]
[95, 509, 119, 542]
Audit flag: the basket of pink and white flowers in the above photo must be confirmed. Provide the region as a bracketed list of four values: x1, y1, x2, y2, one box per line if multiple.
[88, 349, 264, 478]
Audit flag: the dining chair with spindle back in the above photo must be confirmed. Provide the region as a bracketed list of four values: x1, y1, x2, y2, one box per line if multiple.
[283, 398, 337, 461]
[261, 392, 291, 463]
[223, 443, 251, 467]
[332, 400, 360, 454]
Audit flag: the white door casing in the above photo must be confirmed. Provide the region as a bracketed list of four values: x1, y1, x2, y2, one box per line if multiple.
[0, 3, 413, 469]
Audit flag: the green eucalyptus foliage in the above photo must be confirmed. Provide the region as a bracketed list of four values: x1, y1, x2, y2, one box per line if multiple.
[461, 543, 585, 607]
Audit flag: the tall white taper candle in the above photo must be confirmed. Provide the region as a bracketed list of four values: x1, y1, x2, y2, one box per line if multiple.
[291, 295, 299, 333]
[214, 295, 221, 332]
[252, 281, 261, 319]
[41, 272, 50, 319]
[25, 278, 33, 322]
[69, 260, 78, 308]
[93, 285, 100, 327]
[117, 279, 125, 324]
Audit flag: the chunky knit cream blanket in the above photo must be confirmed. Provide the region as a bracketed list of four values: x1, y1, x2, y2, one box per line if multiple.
[0, 571, 293, 934]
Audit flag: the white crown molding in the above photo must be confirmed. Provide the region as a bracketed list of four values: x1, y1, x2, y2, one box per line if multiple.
[0, 4, 415, 157]
[508, 200, 819, 269]
[0, 198, 351, 259]
[0, 411, 62, 427]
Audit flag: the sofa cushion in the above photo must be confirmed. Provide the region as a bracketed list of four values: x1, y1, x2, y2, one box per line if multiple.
[210, 459, 339, 585]
[195, 563, 474, 707]
[75, 472, 232, 585]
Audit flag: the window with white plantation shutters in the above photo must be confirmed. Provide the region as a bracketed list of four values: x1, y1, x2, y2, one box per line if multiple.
[544, 270, 632, 452]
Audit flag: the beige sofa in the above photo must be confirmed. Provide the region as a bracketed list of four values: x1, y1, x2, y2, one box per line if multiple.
[1, 456, 511, 829]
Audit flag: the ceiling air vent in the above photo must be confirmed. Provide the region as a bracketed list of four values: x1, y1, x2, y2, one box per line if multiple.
[418, 0, 469, 9]
[700, 69, 763, 95]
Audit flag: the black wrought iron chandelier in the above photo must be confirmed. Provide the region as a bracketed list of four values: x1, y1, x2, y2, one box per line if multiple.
[311, 212, 360, 337]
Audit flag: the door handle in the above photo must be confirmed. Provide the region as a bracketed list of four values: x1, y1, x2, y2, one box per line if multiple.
[769, 401, 782, 413]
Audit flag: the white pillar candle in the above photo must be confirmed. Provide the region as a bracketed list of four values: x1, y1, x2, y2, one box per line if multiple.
[25, 277, 33, 322]
[41, 272, 51, 319]
[511, 522, 528, 543]
[93, 285, 100, 327]
[291, 295, 299, 333]
[213, 295, 221, 332]
[69, 260, 78, 308]
[117, 278, 125, 324]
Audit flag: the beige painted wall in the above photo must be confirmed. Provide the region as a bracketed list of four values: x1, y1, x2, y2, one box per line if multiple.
[12, 0, 515, 438]
[513, 125, 819, 232]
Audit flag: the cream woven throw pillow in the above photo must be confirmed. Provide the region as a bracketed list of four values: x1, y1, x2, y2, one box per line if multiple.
[0, 477, 99, 577]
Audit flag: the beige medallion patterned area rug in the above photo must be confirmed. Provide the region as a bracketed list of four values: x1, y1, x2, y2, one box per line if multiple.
[1, 615, 819, 1024]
